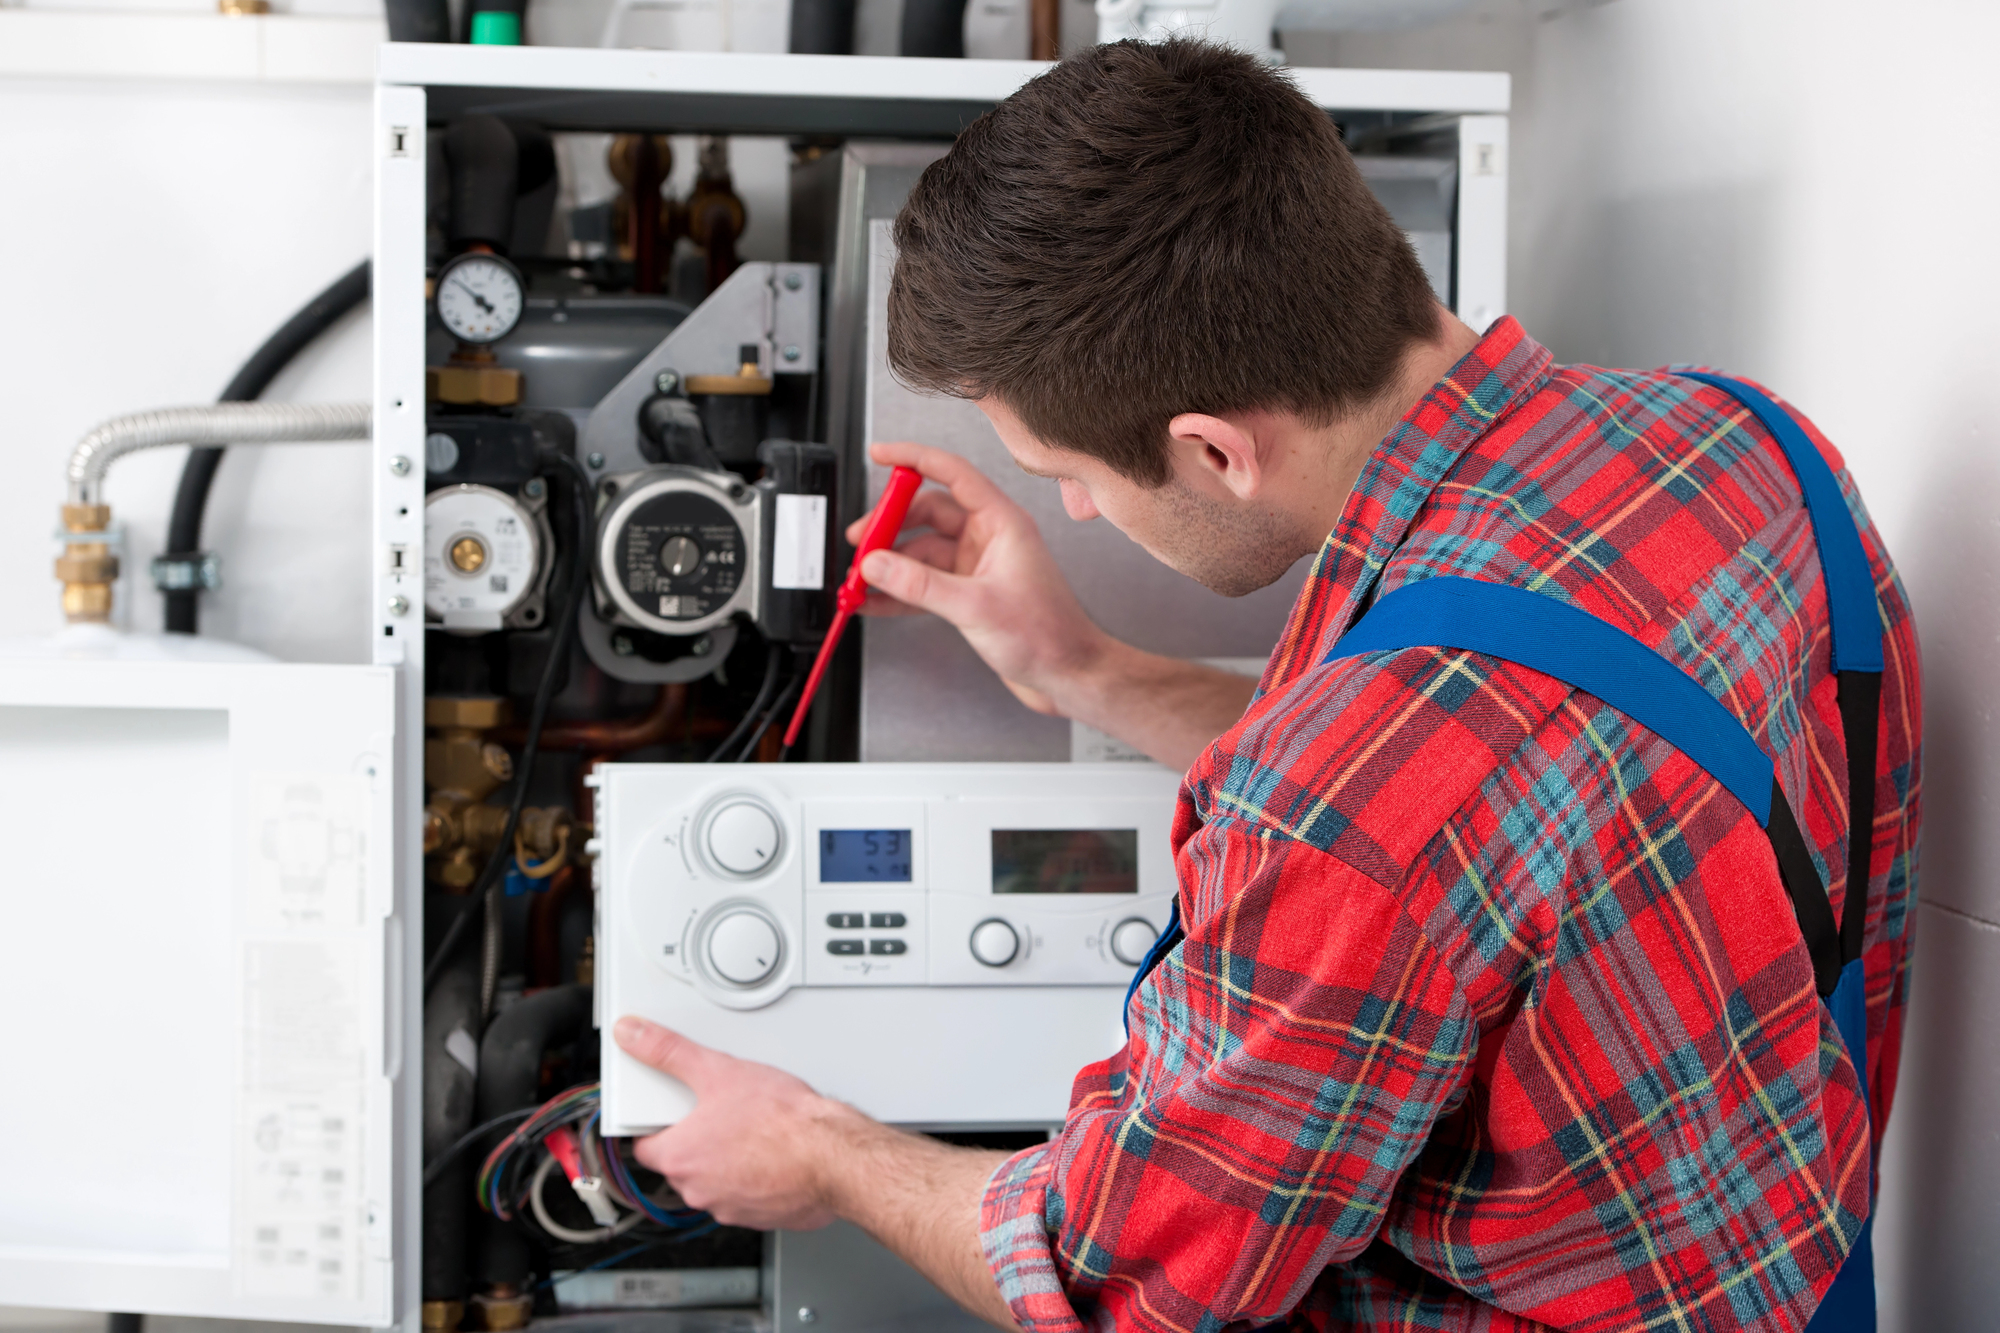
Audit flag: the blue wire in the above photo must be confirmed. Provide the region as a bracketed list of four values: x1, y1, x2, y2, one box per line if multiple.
[593, 1112, 711, 1229]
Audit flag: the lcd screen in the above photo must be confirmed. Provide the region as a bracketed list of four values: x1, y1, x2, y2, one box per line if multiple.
[819, 829, 912, 882]
[991, 829, 1139, 894]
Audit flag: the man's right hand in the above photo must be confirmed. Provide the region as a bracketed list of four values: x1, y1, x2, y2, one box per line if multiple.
[847, 442, 1259, 772]
[848, 441, 1109, 717]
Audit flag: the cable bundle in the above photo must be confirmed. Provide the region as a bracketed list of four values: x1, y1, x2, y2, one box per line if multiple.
[471, 1083, 712, 1245]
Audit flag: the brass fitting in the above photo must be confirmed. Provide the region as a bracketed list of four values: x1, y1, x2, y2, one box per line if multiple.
[427, 364, 522, 407]
[419, 1300, 463, 1333]
[55, 503, 117, 623]
[470, 1285, 532, 1332]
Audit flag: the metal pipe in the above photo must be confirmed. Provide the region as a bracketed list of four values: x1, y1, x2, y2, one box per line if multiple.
[67, 402, 371, 507]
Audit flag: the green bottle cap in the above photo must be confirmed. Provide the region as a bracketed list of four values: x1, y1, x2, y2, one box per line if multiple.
[469, 10, 522, 44]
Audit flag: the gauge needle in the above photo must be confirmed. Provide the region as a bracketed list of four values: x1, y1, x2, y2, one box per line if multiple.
[452, 279, 494, 314]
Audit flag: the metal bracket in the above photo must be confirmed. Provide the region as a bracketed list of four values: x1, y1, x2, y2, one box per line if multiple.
[148, 552, 221, 593]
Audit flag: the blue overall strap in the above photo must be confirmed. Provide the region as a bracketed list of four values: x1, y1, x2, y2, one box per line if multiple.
[1332, 577, 1843, 998]
[1682, 373, 1883, 986]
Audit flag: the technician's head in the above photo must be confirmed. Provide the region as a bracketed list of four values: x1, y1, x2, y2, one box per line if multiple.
[887, 39, 1445, 595]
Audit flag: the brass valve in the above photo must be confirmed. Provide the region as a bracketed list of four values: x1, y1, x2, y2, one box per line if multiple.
[55, 503, 117, 623]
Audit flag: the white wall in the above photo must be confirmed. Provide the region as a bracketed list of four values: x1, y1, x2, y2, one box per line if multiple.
[0, 73, 377, 662]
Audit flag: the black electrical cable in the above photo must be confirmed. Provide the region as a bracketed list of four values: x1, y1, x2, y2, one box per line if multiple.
[732, 672, 804, 763]
[423, 1107, 538, 1189]
[164, 259, 371, 634]
[703, 645, 783, 763]
[424, 450, 595, 994]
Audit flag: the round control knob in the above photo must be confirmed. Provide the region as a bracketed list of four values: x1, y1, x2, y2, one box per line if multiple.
[706, 909, 782, 987]
[969, 918, 1020, 968]
[1109, 917, 1159, 967]
[705, 800, 780, 876]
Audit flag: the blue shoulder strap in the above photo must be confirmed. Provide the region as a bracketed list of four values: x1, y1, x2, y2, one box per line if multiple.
[1680, 373, 1883, 672]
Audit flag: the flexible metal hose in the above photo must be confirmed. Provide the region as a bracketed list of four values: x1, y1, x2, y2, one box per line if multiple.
[67, 402, 371, 507]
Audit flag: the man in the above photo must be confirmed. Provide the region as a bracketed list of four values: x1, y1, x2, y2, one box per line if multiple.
[613, 39, 1920, 1332]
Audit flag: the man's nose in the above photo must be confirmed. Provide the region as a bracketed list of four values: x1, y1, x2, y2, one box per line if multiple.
[1060, 478, 1099, 521]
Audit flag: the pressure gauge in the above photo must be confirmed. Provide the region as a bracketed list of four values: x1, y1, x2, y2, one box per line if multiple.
[435, 251, 524, 344]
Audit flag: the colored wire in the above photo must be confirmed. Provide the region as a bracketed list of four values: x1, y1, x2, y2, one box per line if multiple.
[528, 1152, 646, 1244]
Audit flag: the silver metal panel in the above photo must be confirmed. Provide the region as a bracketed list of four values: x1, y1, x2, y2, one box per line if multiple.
[768, 1223, 990, 1333]
[859, 222, 1309, 762]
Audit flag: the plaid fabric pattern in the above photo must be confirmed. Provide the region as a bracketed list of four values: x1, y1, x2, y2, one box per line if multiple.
[980, 318, 1921, 1333]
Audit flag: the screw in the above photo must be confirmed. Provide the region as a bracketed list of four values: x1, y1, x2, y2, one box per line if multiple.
[782, 344, 802, 362]
[729, 483, 747, 500]
[654, 370, 680, 394]
[588, 452, 606, 470]
[691, 635, 712, 657]
[389, 455, 412, 477]
[387, 595, 410, 616]
[797, 1310, 817, 1325]
[612, 634, 635, 656]
[523, 478, 546, 499]
[784, 273, 803, 291]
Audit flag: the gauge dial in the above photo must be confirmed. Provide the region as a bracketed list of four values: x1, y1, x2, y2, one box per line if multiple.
[435, 252, 524, 344]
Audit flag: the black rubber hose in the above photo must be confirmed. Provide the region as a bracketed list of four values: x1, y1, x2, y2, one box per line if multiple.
[422, 935, 482, 1302]
[162, 259, 371, 634]
[473, 983, 594, 1287]
[899, 0, 967, 57]
[446, 116, 521, 253]
[385, 0, 450, 41]
[789, 0, 858, 53]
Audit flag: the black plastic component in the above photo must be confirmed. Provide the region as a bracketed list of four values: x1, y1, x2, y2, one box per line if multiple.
[609, 488, 746, 625]
[696, 394, 768, 467]
[900, 0, 967, 57]
[789, 0, 857, 52]
[164, 259, 371, 634]
[385, 0, 450, 41]
[827, 913, 864, 929]
[828, 940, 864, 956]
[445, 116, 520, 253]
[638, 380, 722, 470]
[868, 938, 908, 955]
[426, 416, 539, 487]
[755, 440, 840, 645]
[868, 912, 907, 929]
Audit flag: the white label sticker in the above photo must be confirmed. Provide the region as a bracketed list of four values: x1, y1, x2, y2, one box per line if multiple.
[772, 493, 828, 590]
[250, 774, 369, 930]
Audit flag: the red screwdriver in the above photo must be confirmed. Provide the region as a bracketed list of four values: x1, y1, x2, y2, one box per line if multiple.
[782, 464, 924, 749]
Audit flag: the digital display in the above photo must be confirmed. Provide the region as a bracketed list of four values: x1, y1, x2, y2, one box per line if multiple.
[819, 829, 912, 882]
[991, 829, 1139, 895]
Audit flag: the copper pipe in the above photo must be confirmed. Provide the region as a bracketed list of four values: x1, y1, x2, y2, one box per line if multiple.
[499, 683, 685, 752]
[1030, 0, 1059, 61]
[632, 134, 663, 294]
[527, 863, 581, 989]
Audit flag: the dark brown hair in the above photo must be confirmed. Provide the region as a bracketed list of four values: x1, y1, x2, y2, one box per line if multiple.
[887, 39, 1442, 485]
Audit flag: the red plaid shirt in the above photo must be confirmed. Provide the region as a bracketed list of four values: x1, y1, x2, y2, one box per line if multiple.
[980, 318, 1921, 1332]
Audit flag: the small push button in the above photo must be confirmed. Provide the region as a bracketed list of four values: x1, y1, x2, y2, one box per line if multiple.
[868, 939, 908, 956]
[867, 912, 907, 929]
[827, 940, 865, 956]
[826, 913, 864, 929]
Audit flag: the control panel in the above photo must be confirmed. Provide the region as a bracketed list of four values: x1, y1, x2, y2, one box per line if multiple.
[593, 763, 1182, 1132]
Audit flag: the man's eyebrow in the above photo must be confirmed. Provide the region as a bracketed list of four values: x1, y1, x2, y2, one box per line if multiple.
[1014, 461, 1063, 480]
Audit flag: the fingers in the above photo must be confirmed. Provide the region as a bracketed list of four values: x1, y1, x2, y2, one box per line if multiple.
[858, 548, 981, 626]
[867, 441, 1009, 514]
[892, 532, 960, 571]
[614, 1016, 722, 1093]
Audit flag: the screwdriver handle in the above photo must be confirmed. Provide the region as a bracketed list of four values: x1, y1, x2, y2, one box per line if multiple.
[837, 465, 924, 614]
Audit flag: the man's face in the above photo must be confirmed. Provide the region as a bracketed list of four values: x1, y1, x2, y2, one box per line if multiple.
[975, 398, 1308, 598]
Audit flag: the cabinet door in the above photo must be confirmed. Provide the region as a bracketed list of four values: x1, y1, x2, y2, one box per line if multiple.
[0, 659, 399, 1325]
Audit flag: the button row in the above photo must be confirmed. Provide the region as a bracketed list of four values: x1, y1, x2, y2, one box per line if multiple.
[826, 912, 906, 930]
[827, 939, 908, 956]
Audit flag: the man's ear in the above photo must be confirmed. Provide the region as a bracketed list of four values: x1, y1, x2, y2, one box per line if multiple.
[1166, 412, 1263, 500]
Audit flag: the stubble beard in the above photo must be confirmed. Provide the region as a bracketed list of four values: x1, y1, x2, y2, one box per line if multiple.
[1143, 473, 1313, 598]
